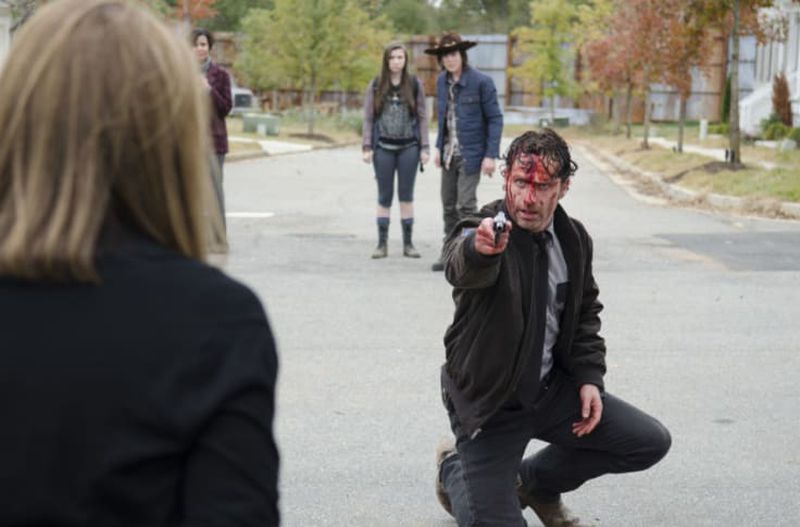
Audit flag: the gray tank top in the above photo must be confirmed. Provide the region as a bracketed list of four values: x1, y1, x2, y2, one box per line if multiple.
[377, 86, 416, 150]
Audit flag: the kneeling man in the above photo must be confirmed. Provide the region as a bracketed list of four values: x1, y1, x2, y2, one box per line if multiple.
[436, 129, 671, 526]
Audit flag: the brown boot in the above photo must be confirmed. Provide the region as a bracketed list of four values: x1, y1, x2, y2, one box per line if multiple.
[435, 438, 457, 517]
[517, 478, 594, 527]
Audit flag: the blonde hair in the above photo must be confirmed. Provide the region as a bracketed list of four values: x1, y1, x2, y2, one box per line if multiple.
[0, 0, 220, 282]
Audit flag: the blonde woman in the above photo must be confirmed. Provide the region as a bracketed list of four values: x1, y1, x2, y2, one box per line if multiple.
[0, 1, 279, 525]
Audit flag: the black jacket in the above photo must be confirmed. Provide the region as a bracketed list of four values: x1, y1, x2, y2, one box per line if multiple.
[441, 200, 606, 437]
[0, 235, 279, 526]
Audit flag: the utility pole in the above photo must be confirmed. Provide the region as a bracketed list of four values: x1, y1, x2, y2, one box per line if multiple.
[729, 0, 742, 164]
[182, 0, 191, 38]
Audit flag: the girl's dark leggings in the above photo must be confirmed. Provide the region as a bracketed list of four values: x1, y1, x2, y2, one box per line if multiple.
[373, 144, 420, 208]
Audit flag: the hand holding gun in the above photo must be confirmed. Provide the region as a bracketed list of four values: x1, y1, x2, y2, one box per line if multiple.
[475, 212, 511, 255]
[493, 211, 508, 247]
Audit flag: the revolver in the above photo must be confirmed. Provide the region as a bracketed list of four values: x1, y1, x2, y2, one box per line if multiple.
[492, 211, 508, 246]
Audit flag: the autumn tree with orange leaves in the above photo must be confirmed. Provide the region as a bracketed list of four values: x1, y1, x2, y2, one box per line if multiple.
[583, 30, 638, 137]
[577, 0, 632, 134]
[686, 0, 789, 165]
[581, 0, 797, 162]
[660, 1, 716, 153]
[582, 0, 671, 146]
[175, 0, 218, 23]
[620, 0, 673, 149]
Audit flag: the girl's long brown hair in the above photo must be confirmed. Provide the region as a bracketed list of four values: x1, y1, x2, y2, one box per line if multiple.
[0, 0, 222, 282]
[374, 42, 416, 117]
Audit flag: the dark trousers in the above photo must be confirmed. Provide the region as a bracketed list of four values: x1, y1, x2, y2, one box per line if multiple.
[207, 153, 228, 250]
[373, 145, 420, 208]
[441, 155, 480, 237]
[212, 154, 226, 228]
[441, 371, 671, 526]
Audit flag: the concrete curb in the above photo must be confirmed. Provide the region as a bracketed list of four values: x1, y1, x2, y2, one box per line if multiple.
[579, 141, 800, 220]
[226, 140, 360, 163]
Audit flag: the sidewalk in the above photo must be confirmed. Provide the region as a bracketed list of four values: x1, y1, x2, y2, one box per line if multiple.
[228, 136, 312, 159]
[647, 136, 777, 169]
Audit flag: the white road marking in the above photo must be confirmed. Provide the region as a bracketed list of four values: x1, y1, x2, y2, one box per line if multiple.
[226, 212, 275, 219]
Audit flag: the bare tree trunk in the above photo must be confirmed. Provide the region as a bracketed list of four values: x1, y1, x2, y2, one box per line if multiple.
[307, 74, 317, 136]
[625, 82, 633, 139]
[641, 63, 653, 148]
[642, 87, 651, 149]
[302, 88, 311, 134]
[181, 0, 191, 39]
[612, 90, 622, 134]
[677, 95, 687, 153]
[729, 0, 742, 164]
[550, 94, 556, 124]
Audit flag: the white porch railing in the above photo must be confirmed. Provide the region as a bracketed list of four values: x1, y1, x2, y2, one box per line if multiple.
[739, 70, 799, 135]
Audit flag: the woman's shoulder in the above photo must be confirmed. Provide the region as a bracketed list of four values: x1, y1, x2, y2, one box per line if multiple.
[101, 238, 265, 318]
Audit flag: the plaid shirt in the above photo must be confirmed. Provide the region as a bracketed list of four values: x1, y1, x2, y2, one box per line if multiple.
[444, 75, 461, 169]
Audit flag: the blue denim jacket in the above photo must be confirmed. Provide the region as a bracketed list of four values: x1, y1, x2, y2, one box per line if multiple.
[435, 66, 503, 174]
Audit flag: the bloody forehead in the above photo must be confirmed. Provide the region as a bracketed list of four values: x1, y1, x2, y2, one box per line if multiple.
[511, 153, 555, 182]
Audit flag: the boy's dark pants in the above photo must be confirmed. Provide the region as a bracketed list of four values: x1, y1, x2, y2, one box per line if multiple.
[440, 371, 672, 526]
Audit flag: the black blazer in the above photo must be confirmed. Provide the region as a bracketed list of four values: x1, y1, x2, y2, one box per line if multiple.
[0, 235, 279, 526]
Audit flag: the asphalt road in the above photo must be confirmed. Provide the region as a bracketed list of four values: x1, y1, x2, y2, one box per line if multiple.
[220, 142, 800, 526]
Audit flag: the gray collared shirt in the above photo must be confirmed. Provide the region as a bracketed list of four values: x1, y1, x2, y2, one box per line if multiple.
[540, 221, 569, 379]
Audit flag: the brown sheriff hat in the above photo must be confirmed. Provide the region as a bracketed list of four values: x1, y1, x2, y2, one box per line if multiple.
[424, 32, 478, 56]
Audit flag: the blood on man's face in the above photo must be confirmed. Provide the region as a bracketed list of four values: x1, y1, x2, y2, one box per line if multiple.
[504, 154, 570, 233]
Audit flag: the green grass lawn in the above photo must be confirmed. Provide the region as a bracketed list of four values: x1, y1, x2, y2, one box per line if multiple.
[227, 110, 361, 149]
[680, 166, 800, 202]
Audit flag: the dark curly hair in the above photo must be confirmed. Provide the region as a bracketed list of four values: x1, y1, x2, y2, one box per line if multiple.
[502, 128, 578, 181]
[192, 28, 214, 49]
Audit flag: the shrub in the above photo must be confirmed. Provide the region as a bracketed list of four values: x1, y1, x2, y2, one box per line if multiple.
[588, 112, 609, 133]
[764, 121, 790, 140]
[721, 75, 731, 122]
[772, 72, 793, 127]
[760, 113, 783, 138]
[708, 122, 729, 135]
[788, 127, 800, 145]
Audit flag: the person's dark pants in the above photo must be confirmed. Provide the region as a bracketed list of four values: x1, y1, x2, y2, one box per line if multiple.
[440, 155, 480, 237]
[206, 153, 228, 251]
[440, 371, 671, 526]
[373, 145, 420, 208]
[212, 153, 226, 229]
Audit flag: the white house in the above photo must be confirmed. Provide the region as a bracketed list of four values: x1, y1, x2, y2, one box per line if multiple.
[740, 0, 800, 134]
[0, 1, 12, 68]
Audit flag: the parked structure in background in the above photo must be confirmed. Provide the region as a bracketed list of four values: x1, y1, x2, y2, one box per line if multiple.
[740, 1, 800, 135]
[0, 1, 11, 67]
